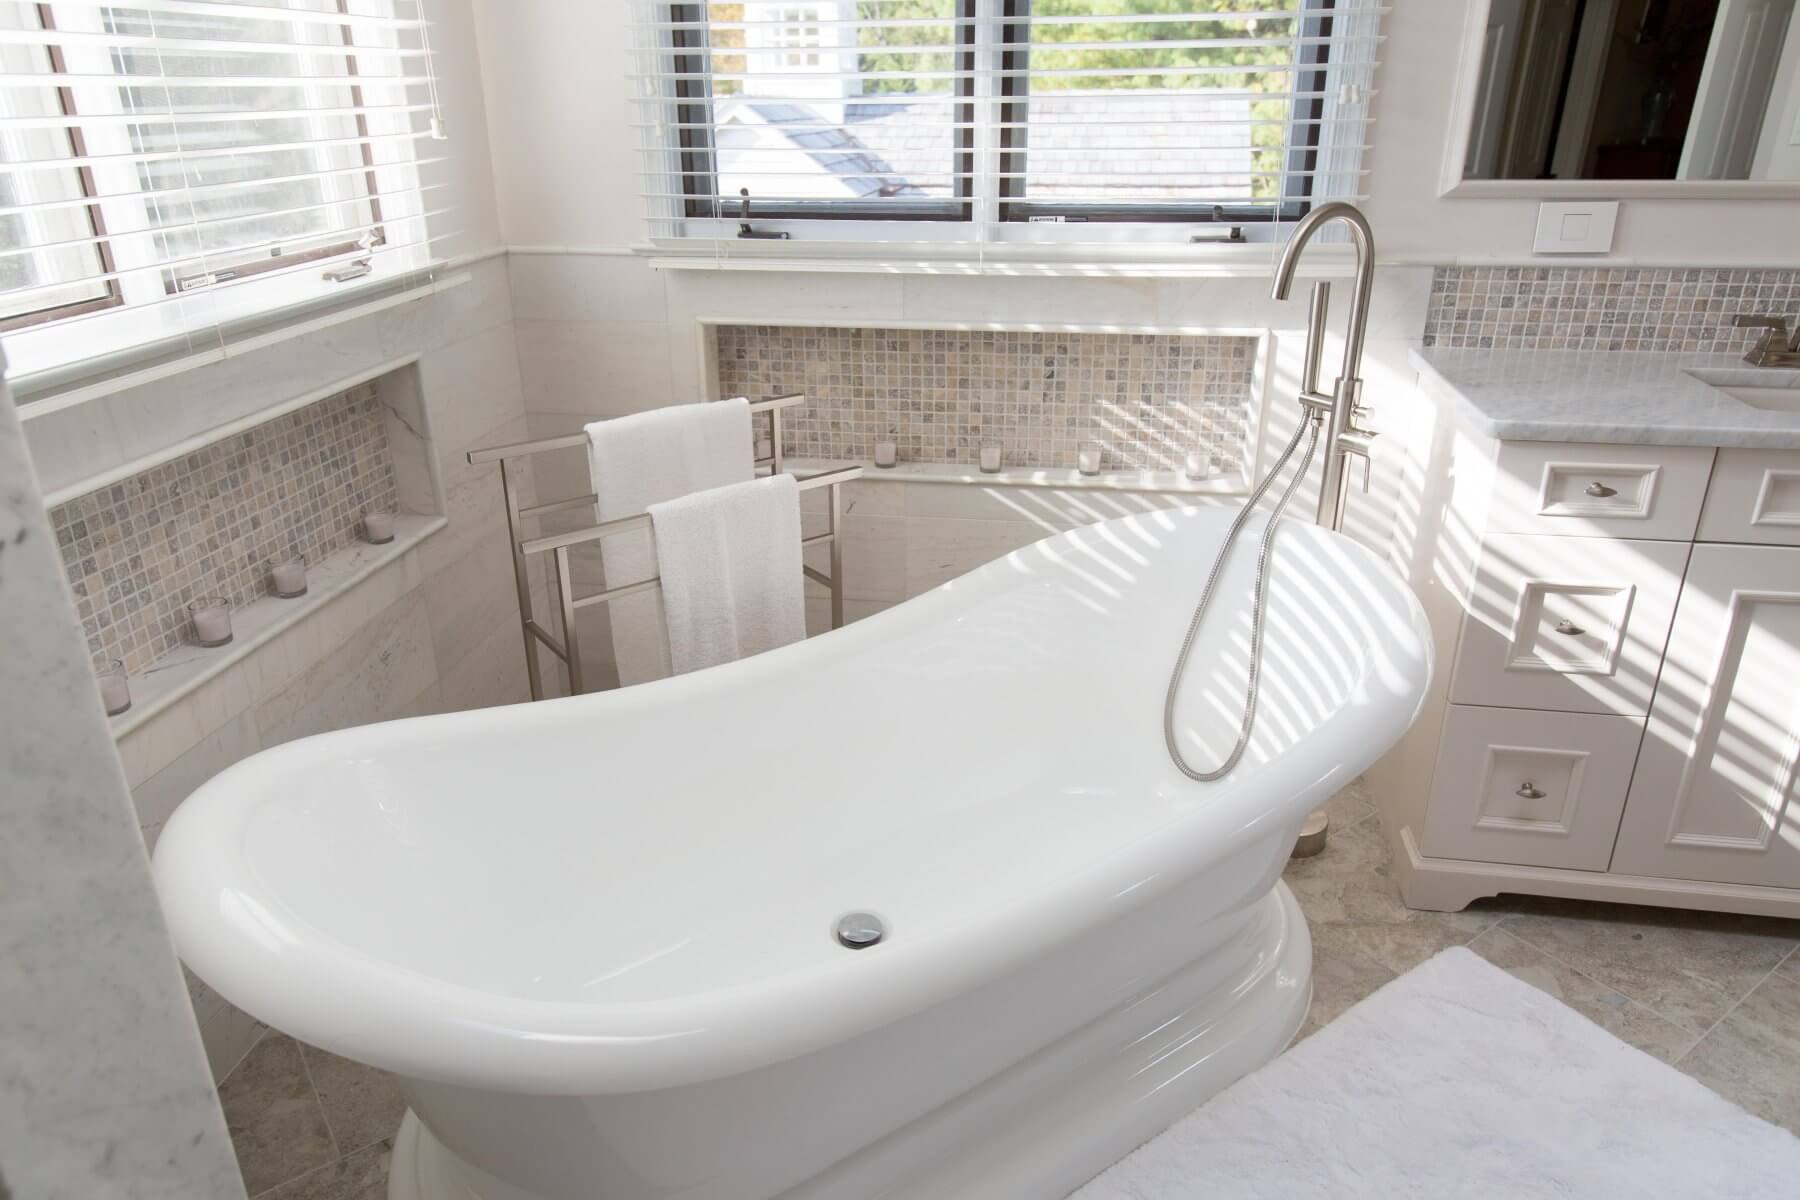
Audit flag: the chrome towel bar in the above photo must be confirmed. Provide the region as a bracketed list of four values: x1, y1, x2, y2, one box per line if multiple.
[465, 394, 858, 699]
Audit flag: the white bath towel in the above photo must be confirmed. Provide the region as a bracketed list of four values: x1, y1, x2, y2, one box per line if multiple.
[647, 473, 805, 676]
[587, 397, 754, 685]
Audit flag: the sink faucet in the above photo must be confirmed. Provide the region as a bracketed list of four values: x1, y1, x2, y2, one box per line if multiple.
[1271, 201, 1377, 532]
[1734, 315, 1800, 368]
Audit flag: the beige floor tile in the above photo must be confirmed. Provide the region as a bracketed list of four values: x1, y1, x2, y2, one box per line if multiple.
[255, 1140, 390, 1200]
[1282, 818, 1505, 974]
[1500, 898, 1800, 1036]
[1295, 923, 1397, 1041]
[1467, 927, 1695, 1063]
[1678, 966, 1800, 1136]
[217, 1034, 337, 1196]
[1320, 777, 1377, 830]
[300, 1043, 408, 1159]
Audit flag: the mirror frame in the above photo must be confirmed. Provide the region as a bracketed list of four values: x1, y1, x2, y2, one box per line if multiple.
[1438, 0, 1800, 199]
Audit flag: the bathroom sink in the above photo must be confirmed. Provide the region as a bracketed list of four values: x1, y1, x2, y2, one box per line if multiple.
[1718, 385, 1800, 412]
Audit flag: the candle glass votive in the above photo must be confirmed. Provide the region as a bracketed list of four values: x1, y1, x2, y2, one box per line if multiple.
[1077, 442, 1103, 477]
[95, 657, 131, 716]
[271, 555, 307, 599]
[873, 438, 898, 469]
[362, 509, 395, 544]
[979, 440, 1002, 474]
[1184, 450, 1212, 481]
[188, 598, 233, 648]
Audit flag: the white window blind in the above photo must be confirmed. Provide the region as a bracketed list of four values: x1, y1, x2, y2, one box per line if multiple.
[0, 0, 448, 386]
[629, 0, 1382, 250]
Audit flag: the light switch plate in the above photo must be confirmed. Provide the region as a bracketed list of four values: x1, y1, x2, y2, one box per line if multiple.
[1533, 201, 1619, 255]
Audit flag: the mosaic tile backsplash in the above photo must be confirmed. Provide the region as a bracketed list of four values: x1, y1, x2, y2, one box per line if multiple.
[52, 383, 398, 675]
[715, 325, 1257, 473]
[1422, 266, 1800, 352]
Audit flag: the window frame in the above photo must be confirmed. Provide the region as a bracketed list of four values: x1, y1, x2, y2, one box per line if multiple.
[995, 0, 1337, 226]
[669, 0, 978, 224]
[665, 0, 1343, 230]
[0, 0, 391, 332]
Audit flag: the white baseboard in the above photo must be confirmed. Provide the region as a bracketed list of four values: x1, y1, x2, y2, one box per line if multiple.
[1392, 826, 1800, 919]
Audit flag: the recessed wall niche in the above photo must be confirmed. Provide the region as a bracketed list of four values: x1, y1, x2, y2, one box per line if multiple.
[51, 366, 438, 676]
[711, 324, 1260, 475]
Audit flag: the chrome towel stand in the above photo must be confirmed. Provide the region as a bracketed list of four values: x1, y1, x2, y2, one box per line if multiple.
[467, 394, 861, 699]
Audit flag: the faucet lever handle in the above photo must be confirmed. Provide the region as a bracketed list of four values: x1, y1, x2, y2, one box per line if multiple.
[1733, 314, 1795, 362]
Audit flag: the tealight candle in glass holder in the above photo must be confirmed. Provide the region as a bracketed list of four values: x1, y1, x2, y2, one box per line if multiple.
[95, 657, 131, 716]
[979, 440, 1002, 474]
[1184, 450, 1212, 481]
[362, 509, 395, 544]
[1077, 442, 1103, 476]
[188, 598, 233, 648]
[271, 554, 307, 599]
[873, 438, 898, 469]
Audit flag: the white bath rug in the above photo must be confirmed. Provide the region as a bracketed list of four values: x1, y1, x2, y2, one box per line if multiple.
[1071, 946, 1800, 1199]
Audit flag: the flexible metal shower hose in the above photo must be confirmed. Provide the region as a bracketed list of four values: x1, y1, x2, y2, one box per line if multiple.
[1163, 415, 1323, 781]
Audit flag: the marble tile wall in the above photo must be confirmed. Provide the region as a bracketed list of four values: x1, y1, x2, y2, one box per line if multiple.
[1421, 267, 1800, 352]
[715, 325, 1256, 475]
[51, 383, 399, 675]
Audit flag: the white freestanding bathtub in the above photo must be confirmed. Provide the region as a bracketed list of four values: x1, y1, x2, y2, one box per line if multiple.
[153, 507, 1430, 1200]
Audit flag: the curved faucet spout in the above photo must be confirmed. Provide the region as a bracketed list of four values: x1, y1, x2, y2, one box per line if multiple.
[1271, 201, 1376, 386]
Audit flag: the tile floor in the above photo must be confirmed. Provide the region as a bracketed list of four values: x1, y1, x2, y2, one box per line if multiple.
[218, 782, 1800, 1198]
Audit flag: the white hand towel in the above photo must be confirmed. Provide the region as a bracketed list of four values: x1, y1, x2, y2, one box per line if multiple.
[587, 397, 754, 685]
[647, 473, 805, 676]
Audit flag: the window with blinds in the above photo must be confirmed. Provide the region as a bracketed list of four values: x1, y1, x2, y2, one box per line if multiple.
[0, 0, 444, 381]
[631, 0, 1381, 242]
[660, 0, 975, 222]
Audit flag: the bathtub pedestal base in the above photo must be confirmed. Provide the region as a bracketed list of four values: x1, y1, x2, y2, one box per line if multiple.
[389, 882, 1311, 1200]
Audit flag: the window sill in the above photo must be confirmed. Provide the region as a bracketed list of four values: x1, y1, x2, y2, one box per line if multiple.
[107, 512, 445, 741]
[634, 238, 1361, 279]
[12, 251, 496, 418]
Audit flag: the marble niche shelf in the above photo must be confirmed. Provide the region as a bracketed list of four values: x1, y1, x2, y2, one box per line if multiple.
[783, 457, 1249, 496]
[106, 513, 446, 739]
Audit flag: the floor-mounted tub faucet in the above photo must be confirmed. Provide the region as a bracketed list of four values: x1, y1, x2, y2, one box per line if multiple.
[1271, 201, 1379, 532]
[1161, 203, 1384, 785]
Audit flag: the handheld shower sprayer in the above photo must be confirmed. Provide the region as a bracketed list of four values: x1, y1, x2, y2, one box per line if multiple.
[1162, 203, 1379, 784]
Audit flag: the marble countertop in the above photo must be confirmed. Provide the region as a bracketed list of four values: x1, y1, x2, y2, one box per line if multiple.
[1410, 347, 1800, 448]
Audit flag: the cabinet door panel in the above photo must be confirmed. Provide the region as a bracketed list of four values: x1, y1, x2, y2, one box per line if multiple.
[1612, 544, 1800, 887]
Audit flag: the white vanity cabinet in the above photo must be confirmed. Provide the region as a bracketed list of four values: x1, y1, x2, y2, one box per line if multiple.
[1380, 417, 1800, 918]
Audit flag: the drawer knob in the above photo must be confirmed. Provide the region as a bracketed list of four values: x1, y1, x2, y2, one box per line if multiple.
[1554, 619, 1585, 636]
[1584, 481, 1618, 498]
[1515, 782, 1547, 800]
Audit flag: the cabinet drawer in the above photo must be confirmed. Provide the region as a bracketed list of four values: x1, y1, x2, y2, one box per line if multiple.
[1486, 442, 1713, 541]
[1696, 449, 1800, 547]
[1450, 533, 1689, 716]
[1422, 705, 1645, 871]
